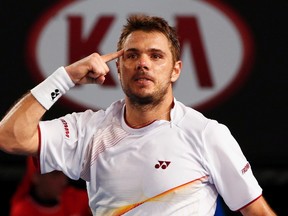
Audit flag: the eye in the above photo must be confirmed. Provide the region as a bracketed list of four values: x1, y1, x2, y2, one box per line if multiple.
[151, 53, 163, 59]
[126, 53, 138, 59]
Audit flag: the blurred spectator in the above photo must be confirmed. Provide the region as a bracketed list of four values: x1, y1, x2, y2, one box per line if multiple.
[10, 157, 92, 216]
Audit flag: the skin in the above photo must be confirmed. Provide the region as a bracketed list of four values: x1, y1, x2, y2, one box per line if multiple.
[0, 29, 277, 216]
[116, 31, 181, 128]
[0, 51, 122, 155]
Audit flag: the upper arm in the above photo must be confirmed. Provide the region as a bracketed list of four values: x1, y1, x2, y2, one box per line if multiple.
[39, 110, 97, 179]
[202, 122, 263, 210]
[0, 93, 45, 155]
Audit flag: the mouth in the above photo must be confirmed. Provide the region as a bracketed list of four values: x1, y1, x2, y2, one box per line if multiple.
[134, 76, 153, 85]
[134, 73, 154, 81]
[135, 77, 151, 81]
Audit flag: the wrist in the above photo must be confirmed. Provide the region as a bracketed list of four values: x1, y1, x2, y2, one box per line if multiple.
[30, 66, 75, 110]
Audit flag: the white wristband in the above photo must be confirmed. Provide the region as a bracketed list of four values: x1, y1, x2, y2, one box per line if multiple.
[31, 66, 75, 110]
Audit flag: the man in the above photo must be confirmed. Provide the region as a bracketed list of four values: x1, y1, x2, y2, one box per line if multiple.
[0, 15, 276, 215]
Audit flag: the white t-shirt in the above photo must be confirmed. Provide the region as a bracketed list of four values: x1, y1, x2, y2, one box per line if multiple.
[38, 99, 262, 215]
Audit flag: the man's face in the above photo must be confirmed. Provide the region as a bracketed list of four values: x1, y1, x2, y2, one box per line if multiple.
[117, 30, 181, 106]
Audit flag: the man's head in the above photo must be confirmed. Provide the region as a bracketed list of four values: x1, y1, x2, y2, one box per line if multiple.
[117, 14, 180, 64]
[116, 14, 182, 107]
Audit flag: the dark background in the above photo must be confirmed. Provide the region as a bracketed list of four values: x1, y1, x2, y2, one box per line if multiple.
[0, 0, 288, 215]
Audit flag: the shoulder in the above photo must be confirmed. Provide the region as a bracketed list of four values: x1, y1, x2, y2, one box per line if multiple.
[173, 100, 212, 131]
[61, 99, 124, 126]
[173, 100, 232, 147]
[173, 99, 229, 131]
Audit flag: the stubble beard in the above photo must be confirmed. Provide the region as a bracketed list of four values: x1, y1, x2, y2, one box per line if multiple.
[122, 80, 170, 110]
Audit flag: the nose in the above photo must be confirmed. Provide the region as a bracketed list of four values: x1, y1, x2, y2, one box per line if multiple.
[136, 55, 149, 71]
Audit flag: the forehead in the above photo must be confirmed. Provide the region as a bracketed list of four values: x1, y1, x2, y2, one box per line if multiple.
[123, 30, 170, 51]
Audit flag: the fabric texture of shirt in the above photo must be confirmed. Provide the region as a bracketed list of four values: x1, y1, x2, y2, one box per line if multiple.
[38, 98, 262, 215]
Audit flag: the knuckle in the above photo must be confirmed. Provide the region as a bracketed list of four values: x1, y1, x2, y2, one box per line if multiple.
[90, 53, 100, 60]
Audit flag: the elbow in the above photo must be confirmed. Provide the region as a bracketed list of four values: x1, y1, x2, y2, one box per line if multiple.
[0, 125, 10, 153]
[0, 124, 27, 155]
[0, 143, 20, 154]
[0, 128, 18, 154]
[0, 120, 39, 155]
[0, 136, 33, 155]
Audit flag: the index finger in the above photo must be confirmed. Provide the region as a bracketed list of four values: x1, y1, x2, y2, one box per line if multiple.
[102, 49, 124, 63]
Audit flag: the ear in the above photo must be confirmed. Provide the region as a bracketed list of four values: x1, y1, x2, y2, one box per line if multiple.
[171, 60, 182, 83]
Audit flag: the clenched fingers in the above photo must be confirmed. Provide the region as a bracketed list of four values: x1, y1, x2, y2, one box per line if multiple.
[88, 50, 123, 83]
[65, 50, 124, 85]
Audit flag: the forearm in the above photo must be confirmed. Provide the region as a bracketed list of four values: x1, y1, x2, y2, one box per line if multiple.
[0, 51, 121, 155]
[0, 93, 46, 155]
[240, 196, 277, 216]
[0, 66, 75, 155]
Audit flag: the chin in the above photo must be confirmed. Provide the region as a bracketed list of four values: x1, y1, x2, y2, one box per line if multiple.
[128, 93, 154, 105]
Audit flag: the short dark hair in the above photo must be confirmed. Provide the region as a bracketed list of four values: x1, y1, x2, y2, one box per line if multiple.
[117, 14, 181, 62]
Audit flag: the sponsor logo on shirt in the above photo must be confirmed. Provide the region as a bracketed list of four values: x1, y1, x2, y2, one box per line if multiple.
[155, 160, 171, 169]
[241, 162, 250, 174]
[60, 119, 70, 139]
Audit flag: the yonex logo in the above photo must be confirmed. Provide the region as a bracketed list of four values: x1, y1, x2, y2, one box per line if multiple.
[51, 89, 60, 100]
[155, 160, 171, 169]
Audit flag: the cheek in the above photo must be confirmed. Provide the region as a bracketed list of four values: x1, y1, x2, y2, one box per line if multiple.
[117, 63, 124, 81]
[121, 62, 135, 73]
[158, 64, 174, 80]
[118, 70, 129, 86]
[119, 63, 133, 78]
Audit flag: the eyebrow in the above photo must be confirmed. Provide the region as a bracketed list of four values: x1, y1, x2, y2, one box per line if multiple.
[125, 48, 165, 54]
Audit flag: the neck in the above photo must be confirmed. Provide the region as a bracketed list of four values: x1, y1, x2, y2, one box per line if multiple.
[125, 98, 174, 128]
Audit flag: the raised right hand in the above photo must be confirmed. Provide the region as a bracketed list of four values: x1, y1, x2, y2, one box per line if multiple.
[65, 50, 123, 85]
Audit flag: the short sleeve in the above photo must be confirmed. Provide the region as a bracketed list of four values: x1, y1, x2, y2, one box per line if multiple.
[202, 121, 262, 211]
[38, 110, 101, 180]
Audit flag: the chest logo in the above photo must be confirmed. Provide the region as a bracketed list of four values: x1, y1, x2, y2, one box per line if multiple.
[155, 160, 171, 169]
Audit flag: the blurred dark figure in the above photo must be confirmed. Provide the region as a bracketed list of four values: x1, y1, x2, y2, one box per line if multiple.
[10, 157, 92, 216]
